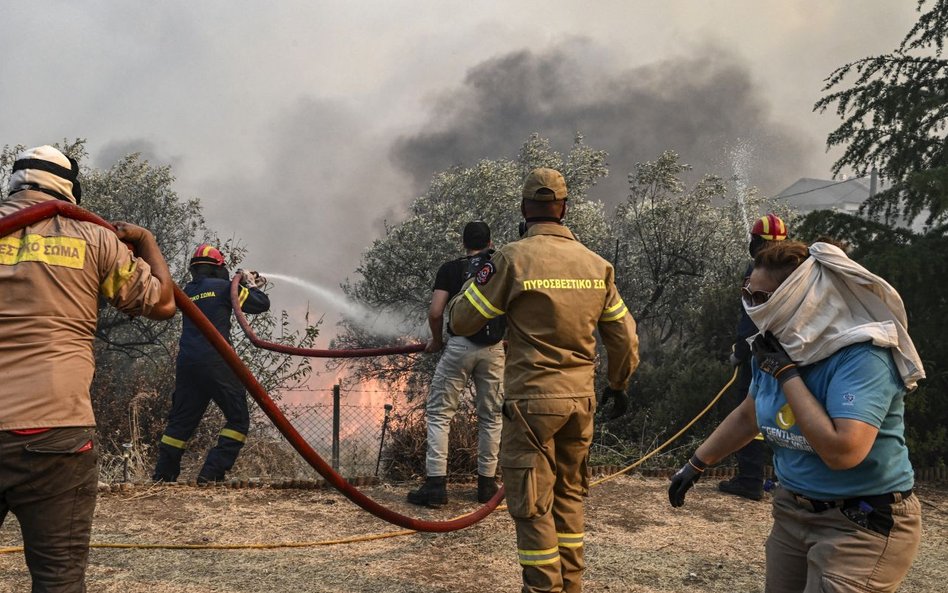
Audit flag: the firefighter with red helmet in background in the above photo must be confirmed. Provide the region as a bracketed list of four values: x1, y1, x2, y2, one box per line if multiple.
[152, 244, 270, 483]
[718, 213, 788, 500]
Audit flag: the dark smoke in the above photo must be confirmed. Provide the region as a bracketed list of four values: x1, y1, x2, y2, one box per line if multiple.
[95, 139, 179, 170]
[392, 40, 815, 203]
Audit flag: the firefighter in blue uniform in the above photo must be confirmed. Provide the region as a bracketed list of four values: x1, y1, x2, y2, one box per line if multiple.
[718, 214, 788, 501]
[152, 244, 270, 483]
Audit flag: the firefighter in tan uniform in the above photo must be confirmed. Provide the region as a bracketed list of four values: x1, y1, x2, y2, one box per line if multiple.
[450, 168, 639, 593]
[0, 146, 176, 592]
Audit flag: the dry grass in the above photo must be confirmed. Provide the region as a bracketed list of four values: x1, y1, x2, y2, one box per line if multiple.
[1, 476, 946, 592]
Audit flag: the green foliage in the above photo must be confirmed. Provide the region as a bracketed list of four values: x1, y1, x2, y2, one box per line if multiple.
[612, 151, 781, 353]
[815, 0, 948, 227]
[793, 210, 915, 251]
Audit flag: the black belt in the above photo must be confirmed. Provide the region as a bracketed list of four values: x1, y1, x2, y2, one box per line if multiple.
[791, 489, 913, 513]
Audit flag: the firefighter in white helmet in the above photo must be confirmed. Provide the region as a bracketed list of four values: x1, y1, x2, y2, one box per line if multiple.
[0, 145, 176, 592]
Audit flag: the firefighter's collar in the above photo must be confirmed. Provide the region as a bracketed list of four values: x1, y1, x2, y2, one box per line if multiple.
[524, 223, 575, 240]
[7, 188, 59, 204]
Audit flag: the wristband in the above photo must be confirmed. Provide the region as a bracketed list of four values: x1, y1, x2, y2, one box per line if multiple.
[774, 364, 800, 386]
[687, 454, 707, 473]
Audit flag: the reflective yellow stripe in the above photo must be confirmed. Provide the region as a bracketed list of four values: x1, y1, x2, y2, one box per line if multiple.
[202, 245, 213, 257]
[219, 429, 246, 443]
[161, 434, 187, 449]
[470, 284, 503, 315]
[600, 300, 628, 321]
[464, 290, 492, 319]
[463, 284, 504, 320]
[518, 547, 560, 566]
[238, 285, 249, 306]
[102, 259, 138, 299]
[557, 532, 584, 548]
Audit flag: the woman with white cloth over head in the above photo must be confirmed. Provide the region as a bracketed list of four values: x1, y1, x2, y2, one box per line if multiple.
[667, 239, 924, 593]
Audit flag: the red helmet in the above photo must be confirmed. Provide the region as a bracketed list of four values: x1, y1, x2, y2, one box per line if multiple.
[751, 214, 787, 241]
[190, 243, 225, 266]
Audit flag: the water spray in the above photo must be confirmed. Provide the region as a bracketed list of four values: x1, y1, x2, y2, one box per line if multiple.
[728, 139, 754, 236]
[260, 271, 419, 339]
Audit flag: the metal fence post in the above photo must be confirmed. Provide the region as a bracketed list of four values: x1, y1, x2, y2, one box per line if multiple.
[376, 403, 393, 476]
[332, 384, 341, 472]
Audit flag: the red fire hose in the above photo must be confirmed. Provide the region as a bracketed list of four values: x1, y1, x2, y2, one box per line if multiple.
[0, 201, 503, 532]
[231, 275, 425, 357]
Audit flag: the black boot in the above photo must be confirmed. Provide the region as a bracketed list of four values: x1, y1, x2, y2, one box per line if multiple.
[197, 474, 225, 485]
[477, 474, 499, 503]
[199, 431, 245, 483]
[718, 476, 764, 501]
[407, 476, 447, 507]
[152, 442, 185, 483]
[719, 439, 766, 501]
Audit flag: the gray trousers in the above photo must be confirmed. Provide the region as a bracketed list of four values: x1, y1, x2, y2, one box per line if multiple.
[0, 427, 98, 593]
[765, 485, 921, 593]
[425, 335, 504, 477]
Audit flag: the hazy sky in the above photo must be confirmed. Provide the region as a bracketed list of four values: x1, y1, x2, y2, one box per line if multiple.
[0, 1, 920, 334]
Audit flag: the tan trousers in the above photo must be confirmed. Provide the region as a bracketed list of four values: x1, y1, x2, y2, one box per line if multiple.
[500, 397, 593, 593]
[766, 485, 921, 593]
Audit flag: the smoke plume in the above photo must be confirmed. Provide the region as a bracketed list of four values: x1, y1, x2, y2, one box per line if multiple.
[392, 40, 815, 205]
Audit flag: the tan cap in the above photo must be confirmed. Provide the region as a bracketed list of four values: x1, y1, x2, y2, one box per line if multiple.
[522, 168, 567, 201]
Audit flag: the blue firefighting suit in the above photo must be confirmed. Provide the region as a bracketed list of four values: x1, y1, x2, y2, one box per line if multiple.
[153, 273, 269, 482]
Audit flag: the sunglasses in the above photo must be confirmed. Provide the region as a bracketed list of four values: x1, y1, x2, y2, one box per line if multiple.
[742, 285, 774, 307]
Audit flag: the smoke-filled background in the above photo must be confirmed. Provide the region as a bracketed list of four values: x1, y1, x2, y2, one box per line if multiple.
[0, 1, 918, 325]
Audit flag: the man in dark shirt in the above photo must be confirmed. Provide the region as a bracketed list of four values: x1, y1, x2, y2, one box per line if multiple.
[407, 222, 506, 507]
[152, 244, 270, 484]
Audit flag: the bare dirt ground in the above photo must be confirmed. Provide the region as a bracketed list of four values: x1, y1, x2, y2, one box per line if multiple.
[1, 476, 946, 593]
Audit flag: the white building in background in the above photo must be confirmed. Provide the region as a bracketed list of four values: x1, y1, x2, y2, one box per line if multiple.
[774, 175, 881, 216]
[774, 173, 927, 232]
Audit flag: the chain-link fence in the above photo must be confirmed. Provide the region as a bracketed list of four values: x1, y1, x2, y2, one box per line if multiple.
[248, 387, 397, 480]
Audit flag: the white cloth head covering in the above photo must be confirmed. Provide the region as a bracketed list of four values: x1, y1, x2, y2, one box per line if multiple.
[8, 145, 79, 204]
[745, 242, 925, 390]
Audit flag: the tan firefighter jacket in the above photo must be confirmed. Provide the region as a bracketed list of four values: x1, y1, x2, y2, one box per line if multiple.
[449, 223, 638, 400]
[0, 191, 163, 430]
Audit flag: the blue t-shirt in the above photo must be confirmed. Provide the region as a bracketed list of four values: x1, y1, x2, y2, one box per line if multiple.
[750, 341, 913, 500]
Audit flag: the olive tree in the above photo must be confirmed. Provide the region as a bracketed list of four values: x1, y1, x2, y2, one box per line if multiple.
[332, 133, 610, 401]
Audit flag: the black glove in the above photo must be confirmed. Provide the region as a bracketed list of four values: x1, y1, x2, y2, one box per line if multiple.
[466, 249, 494, 281]
[599, 386, 628, 420]
[668, 454, 706, 508]
[752, 331, 800, 386]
